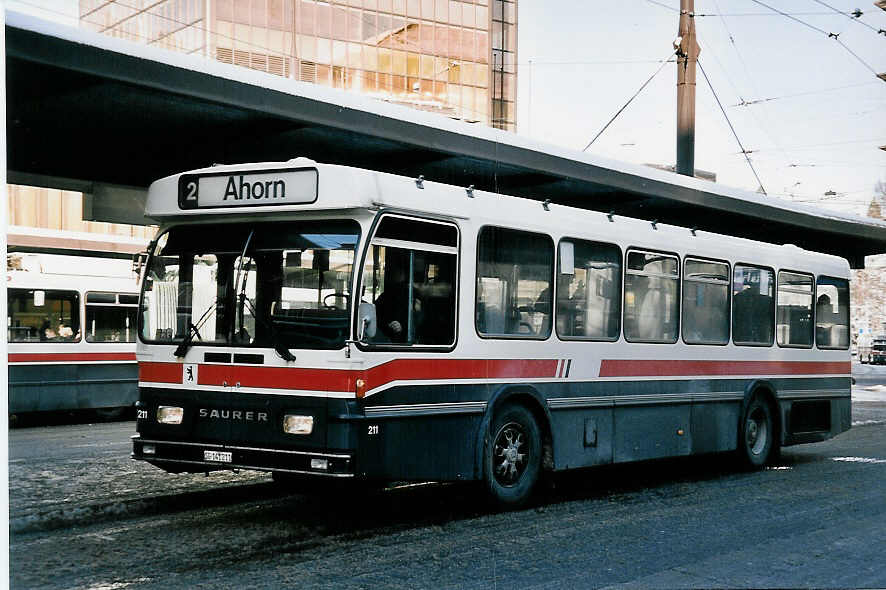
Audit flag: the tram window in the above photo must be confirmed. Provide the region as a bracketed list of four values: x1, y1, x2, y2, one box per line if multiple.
[476, 226, 553, 339]
[623, 250, 679, 343]
[732, 264, 775, 346]
[360, 216, 457, 346]
[556, 239, 621, 341]
[777, 271, 814, 348]
[682, 258, 729, 345]
[86, 292, 138, 343]
[815, 276, 850, 349]
[7, 288, 80, 343]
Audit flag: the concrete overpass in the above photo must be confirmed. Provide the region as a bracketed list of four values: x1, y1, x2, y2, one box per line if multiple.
[6, 11, 886, 267]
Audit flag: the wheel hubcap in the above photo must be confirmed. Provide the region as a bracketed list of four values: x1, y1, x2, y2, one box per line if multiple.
[746, 408, 768, 456]
[493, 422, 527, 486]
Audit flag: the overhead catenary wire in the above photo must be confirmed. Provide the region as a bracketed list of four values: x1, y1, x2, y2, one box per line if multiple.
[583, 51, 675, 151]
[696, 59, 768, 195]
[808, 0, 886, 36]
[747, 0, 882, 75]
[730, 81, 879, 106]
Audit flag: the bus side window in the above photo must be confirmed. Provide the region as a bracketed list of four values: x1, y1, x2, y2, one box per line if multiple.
[623, 250, 679, 343]
[555, 239, 621, 341]
[682, 258, 729, 345]
[476, 226, 553, 339]
[360, 215, 458, 347]
[733, 264, 775, 346]
[7, 288, 80, 343]
[815, 276, 849, 349]
[776, 271, 814, 348]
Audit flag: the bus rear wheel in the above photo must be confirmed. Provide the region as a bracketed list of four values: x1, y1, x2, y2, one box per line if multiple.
[739, 395, 775, 469]
[483, 404, 541, 508]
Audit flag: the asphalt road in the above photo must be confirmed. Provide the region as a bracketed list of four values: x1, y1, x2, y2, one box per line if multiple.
[9, 372, 886, 589]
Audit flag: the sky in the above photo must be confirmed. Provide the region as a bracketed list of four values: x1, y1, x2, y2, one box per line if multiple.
[517, 0, 886, 216]
[7, 0, 886, 217]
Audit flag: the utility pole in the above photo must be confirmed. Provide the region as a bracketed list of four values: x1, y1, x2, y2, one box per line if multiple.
[675, 0, 700, 177]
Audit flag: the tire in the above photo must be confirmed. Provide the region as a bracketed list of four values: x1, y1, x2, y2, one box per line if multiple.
[738, 395, 776, 469]
[483, 403, 542, 508]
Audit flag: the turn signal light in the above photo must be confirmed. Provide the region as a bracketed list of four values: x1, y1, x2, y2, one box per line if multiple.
[355, 378, 367, 398]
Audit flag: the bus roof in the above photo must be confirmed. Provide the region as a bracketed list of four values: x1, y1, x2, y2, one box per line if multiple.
[148, 159, 851, 277]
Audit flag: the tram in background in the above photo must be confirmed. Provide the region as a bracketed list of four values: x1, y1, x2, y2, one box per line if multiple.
[131, 158, 852, 506]
[8, 253, 140, 418]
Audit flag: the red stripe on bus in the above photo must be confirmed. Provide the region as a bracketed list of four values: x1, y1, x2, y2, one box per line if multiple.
[598, 360, 850, 378]
[137, 358, 559, 392]
[360, 358, 559, 391]
[9, 352, 137, 363]
[139, 362, 183, 384]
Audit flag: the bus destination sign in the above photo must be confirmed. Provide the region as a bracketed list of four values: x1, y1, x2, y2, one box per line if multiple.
[178, 168, 318, 209]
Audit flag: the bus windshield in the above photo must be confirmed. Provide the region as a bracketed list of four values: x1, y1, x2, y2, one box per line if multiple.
[140, 220, 360, 350]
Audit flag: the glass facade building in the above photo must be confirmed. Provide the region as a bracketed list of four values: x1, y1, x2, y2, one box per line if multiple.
[79, 0, 517, 130]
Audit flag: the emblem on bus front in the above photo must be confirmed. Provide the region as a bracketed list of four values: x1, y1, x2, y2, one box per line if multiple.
[183, 363, 198, 384]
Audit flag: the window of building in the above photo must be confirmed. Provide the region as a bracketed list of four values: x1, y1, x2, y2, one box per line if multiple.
[682, 258, 729, 345]
[360, 215, 458, 347]
[476, 227, 553, 339]
[732, 264, 775, 346]
[85, 292, 139, 343]
[815, 276, 850, 349]
[556, 239, 621, 341]
[777, 271, 814, 348]
[624, 250, 679, 343]
[8, 288, 80, 343]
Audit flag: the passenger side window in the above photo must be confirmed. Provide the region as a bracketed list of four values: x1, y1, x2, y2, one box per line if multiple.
[777, 271, 814, 348]
[360, 215, 458, 346]
[556, 239, 621, 340]
[816, 276, 850, 349]
[476, 227, 553, 339]
[682, 258, 730, 345]
[7, 288, 80, 343]
[85, 292, 138, 343]
[732, 264, 774, 346]
[623, 250, 679, 343]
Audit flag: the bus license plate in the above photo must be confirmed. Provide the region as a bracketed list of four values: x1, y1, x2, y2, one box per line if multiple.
[204, 450, 232, 463]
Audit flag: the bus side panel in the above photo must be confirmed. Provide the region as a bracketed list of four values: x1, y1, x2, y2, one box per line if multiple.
[690, 402, 740, 454]
[356, 383, 484, 481]
[548, 408, 614, 470]
[356, 413, 481, 481]
[613, 405, 692, 463]
[9, 364, 75, 412]
[76, 363, 138, 409]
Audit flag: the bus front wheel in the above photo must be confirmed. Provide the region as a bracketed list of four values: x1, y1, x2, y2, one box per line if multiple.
[739, 395, 775, 469]
[483, 404, 541, 508]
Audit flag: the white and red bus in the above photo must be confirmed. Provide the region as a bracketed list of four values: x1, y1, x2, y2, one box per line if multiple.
[132, 158, 852, 505]
[8, 253, 140, 417]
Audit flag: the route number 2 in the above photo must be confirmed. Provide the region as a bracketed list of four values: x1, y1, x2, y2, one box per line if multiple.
[184, 181, 198, 203]
[367, 425, 379, 436]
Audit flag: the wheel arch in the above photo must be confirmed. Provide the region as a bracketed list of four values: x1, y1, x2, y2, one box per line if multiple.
[474, 385, 555, 479]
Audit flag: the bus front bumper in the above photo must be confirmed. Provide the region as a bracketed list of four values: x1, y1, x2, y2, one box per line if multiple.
[131, 435, 355, 477]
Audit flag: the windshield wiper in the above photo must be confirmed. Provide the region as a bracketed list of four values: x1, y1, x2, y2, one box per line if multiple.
[239, 295, 296, 362]
[174, 302, 217, 358]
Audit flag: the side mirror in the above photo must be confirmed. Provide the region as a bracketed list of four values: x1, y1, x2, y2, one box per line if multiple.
[357, 302, 377, 341]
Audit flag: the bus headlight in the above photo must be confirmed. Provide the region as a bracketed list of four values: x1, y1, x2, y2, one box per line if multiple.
[156, 406, 184, 424]
[283, 414, 313, 435]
